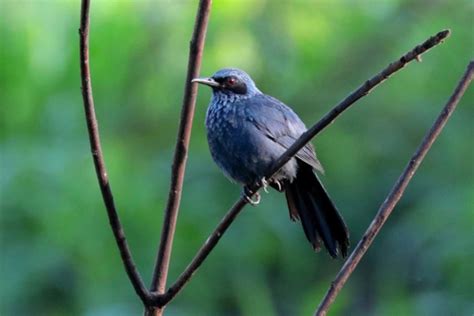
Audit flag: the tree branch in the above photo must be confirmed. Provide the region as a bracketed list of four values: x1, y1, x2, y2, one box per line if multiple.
[79, 0, 151, 305]
[314, 60, 474, 316]
[147, 0, 212, 314]
[149, 29, 451, 307]
[265, 29, 451, 179]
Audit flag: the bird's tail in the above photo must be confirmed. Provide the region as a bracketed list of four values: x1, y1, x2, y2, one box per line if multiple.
[285, 163, 349, 258]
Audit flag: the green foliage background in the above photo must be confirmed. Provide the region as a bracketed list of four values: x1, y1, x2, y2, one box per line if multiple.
[1, 1, 473, 315]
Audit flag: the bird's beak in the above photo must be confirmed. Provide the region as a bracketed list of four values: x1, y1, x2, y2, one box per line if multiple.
[191, 77, 220, 88]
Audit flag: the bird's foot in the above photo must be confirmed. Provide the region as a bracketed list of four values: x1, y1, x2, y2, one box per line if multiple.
[242, 186, 260, 205]
[260, 177, 269, 193]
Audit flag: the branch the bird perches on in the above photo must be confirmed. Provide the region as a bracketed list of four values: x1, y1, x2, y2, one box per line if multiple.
[79, 0, 471, 314]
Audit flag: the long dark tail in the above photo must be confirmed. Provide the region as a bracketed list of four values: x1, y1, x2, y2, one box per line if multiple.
[285, 162, 349, 258]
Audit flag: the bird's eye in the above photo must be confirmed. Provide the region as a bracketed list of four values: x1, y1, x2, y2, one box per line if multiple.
[226, 77, 236, 85]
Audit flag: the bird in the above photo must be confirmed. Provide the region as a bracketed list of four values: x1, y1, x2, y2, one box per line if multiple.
[192, 68, 349, 258]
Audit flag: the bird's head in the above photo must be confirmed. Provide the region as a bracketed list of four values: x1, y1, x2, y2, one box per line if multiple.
[192, 68, 261, 98]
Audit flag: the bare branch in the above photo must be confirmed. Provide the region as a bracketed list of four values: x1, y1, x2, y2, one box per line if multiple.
[265, 29, 451, 180]
[154, 198, 247, 306]
[147, 0, 212, 314]
[149, 29, 451, 307]
[314, 60, 474, 316]
[79, 0, 151, 304]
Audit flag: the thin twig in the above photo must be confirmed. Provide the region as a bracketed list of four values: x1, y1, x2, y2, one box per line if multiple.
[79, 0, 151, 305]
[314, 60, 473, 316]
[147, 0, 212, 314]
[149, 29, 451, 307]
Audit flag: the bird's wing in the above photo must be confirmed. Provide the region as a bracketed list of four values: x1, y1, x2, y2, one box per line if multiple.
[246, 94, 324, 173]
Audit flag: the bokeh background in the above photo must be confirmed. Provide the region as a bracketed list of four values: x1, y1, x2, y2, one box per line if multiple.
[1, 0, 473, 315]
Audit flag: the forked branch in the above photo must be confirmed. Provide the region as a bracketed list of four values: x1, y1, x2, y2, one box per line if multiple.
[79, 0, 212, 311]
[314, 60, 473, 316]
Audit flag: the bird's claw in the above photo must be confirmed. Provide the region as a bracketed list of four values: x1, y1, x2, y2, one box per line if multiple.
[273, 179, 282, 191]
[242, 187, 260, 205]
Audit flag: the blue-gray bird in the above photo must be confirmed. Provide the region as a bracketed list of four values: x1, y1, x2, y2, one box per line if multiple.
[193, 68, 349, 258]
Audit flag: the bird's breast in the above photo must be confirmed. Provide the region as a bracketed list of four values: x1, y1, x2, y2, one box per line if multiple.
[207, 101, 235, 124]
